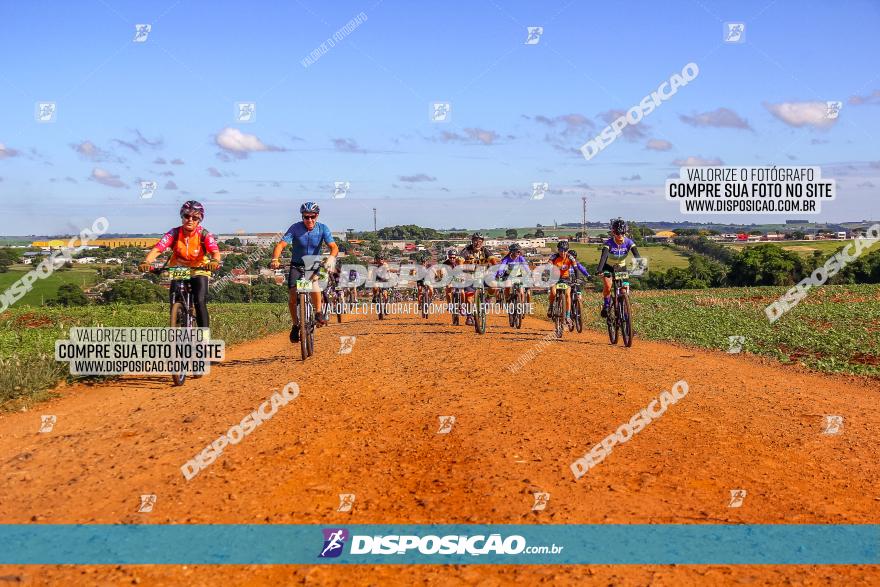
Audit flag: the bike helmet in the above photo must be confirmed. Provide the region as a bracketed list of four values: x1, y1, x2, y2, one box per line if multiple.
[508, 243, 522, 254]
[446, 248, 457, 259]
[180, 200, 205, 219]
[611, 218, 627, 235]
[471, 232, 485, 241]
[557, 239, 570, 252]
[300, 201, 320, 215]
[568, 249, 578, 259]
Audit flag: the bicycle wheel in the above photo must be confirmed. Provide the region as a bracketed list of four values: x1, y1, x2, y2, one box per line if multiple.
[334, 290, 343, 323]
[298, 293, 311, 360]
[606, 295, 619, 345]
[421, 287, 429, 319]
[620, 294, 634, 348]
[507, 294, 515, 327]
[474, 290, 487, 334]
[514, 288, 524, 329]
[552, 297, 564, 338]
[567, 295, 576, 332]
[170, 302, 188, 386]
[572, 294, 583, 333]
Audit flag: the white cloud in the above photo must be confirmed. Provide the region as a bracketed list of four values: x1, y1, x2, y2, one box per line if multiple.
[764, 101, 837, 128]
[90, 168, 127, 188]
[680, 107, 752, 130]
[672, 156, 724, 166]
[215, 127, 283, 156]
[646, 139, 672, 151]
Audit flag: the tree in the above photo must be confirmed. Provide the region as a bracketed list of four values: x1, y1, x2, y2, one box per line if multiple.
[52, 283, 89, 306]
[102, 279, 166, 303]
[505, 229, 518, 239]
[727, 244, 805, 286]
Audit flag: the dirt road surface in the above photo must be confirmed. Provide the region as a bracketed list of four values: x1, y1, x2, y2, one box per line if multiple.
[2, 305, 878, 585]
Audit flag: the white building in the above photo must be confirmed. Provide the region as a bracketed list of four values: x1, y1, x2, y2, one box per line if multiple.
[75, 257, 97, 264]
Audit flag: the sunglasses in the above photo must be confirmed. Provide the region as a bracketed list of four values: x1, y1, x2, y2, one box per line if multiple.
[181, 214, 202, 221]
[302, 214, 318, 220]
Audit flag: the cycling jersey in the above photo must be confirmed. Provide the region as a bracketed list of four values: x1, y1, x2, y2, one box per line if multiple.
[495, 254, 529, 279]
[281, 221, 334, 265]
[459, 244, 494, 264]
[154, 226, 219, 268]
[597, 237, 639, 272]
[550, 252, 590, 280]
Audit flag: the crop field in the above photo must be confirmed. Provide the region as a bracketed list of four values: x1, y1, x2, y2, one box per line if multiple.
[0, 303, 290, 409]
[534, 283, 880, 378]
[0, 267, 100, 306]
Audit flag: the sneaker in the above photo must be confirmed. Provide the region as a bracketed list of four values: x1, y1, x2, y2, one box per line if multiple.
[289, 325, 300, 343]
[600, 306, 608, 318]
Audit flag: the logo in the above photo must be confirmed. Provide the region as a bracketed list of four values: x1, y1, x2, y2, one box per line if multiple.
[630, 257, 648, 277]
[133, 24, 152, 43]
[338, 336, 356, 354]
[139, 180, 158, 199]
[531, 182, 548, 200]
[727, 335, 745, 354]
[319, 528, 349, 558]
[728, 489, 746, 508]
[236, 102, 256, 123]
[337, 493, 355, 512]
[137, 494, 157, 513]
[825, 101, 842, 119]
[822, 415, 843, 435]
[437, 415, 456, 434]
[532, 492, 550, 511]
[35, 102, 57, 123]
[525, 26, 543, 45]
[430, 102, 451, 123]
[724, 22, 745, 43]
[333, 181, 350, 199]
[39, 415, 57, 433]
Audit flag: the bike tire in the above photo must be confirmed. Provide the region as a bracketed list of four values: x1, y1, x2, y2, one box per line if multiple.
[170, 302, 188, 386]
[571, 294, 582, 333]
[606, 297, 619, 345]
[553, 298, 564, 338]
[620, 294, 634, 348]
[474, 290, 487, 334]
[335, 291, 343, 323]
[298, 293, 311, 360]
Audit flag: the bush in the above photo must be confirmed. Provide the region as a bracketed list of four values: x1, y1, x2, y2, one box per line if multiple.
[102, 279, 166, 303]
[51, 283, 89, 306]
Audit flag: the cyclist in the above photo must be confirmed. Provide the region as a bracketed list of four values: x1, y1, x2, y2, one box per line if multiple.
[269, 202, 339, 343]
[597, 218, 641, 317]
[495, 243, 530, 307]
[414, 255, 434, 309]
[548, 240, 590, 326]
[371, 251, 394, 309]
[139, 200, 221, 328]
[458, 232, 497, 325]
[346, 267, 360, 303]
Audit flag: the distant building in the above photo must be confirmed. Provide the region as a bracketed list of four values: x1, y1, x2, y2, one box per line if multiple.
[75, 257, 97, 264]
[645, 230, 676, 243]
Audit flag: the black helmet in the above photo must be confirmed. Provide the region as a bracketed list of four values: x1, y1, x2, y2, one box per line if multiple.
[556, 239, 569, 252]
[446, 248, 457, 259]
[471, 232, 485, 241]
[568, 249, 578, 259]
[508, 243, 522, 253]
[300, 201, 320, 215]
[180, 200, 205, 219]
[611, 218, 627, 235]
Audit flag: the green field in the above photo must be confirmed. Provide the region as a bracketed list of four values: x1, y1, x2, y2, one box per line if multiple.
[535, 283, 880, 378]
[569, 243, 690, 272]
[0, 266, 100, 306]
[724, 239, 851, 258]
[0, 303, 291, 409]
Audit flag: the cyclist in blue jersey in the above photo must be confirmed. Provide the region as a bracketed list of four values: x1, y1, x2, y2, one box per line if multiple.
[597, 218, 641, 317]
[269, 202, 339, 342]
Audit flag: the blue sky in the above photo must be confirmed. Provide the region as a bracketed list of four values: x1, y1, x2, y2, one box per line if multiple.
[1, 0, 879, 234]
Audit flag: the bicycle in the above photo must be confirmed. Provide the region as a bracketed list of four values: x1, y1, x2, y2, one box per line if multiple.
[569, 277, 583, 333]
[472, 279, 487, 335]
[605, 267, 634, 347]
[324, 272, 344, 324]
[450, 287, 465, 326]
[292, 258, 328, 361]
[418, 281, 432, 319]
[549, 281, 570, 339]
[151, 265, 213, 386]
[372, 287, 390, 320]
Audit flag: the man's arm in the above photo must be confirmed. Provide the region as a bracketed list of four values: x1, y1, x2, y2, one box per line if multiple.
[269, 241, 288, 268]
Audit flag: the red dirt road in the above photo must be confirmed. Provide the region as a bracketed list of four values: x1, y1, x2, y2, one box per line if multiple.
[1, 306, 879, 585]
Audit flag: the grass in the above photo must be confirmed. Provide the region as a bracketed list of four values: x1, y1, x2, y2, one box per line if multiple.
[534, 284, 880, 378]
[0, 303, 291, 410]
[0, 266, 101, 306]
[724, 240, 852, 257]
[569, 243, 690, 272]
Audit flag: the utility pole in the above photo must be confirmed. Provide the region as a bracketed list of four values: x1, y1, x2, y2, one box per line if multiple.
[372, 208, 377, 232]
[581, 196, 587, 243]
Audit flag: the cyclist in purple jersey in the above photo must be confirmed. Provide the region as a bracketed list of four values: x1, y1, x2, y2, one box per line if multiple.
[495, 243, 531, 305]
[597, 218, 641, 317]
